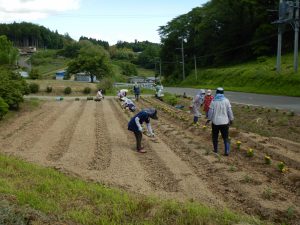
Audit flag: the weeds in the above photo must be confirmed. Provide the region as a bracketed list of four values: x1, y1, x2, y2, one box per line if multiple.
[242, 175, 253, 183]
[262, 188, 273, 200]
[228, 165, 237, 172]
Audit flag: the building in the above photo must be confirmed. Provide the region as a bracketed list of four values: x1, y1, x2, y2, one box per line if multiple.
[18, 47, 37, 55]
[75, 72, 98, 82]
[19, 71, 29, 78]
[55, 70, 66, 80]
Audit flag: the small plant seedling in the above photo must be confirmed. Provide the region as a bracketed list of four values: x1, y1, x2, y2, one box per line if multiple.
[264, 155, 271, 165]
[202, 125, 207, 130]
[286, 206, 295, 219]
[277, 162, 286, 173]
[242, 175, 253, 183]
[262, 187, 273, 200]
[247, 148, 254, 157]
[236, 141, 241, 150]
[228, 165, 237, 172]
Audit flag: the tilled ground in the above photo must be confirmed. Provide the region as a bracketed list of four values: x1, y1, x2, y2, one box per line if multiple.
[0, 97, 299, 225]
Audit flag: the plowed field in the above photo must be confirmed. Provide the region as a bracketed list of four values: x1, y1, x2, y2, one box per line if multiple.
[0, 97, 299, 224]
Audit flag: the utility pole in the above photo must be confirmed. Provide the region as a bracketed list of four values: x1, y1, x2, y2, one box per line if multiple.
[181, 37, 185, 80]
[294, 0, 299, 72]
[194, 55, 197, 81]
[276, 0, 284, 73]
[159, 58, 162, 83]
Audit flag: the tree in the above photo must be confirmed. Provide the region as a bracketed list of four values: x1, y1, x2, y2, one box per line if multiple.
[137, 45, 160, 69]
[158, 0, 282, 83]
[67, 42, 112, 83]
[0, 35, 18, 66]
[0, 69, 28, 110]
[120, 62, 138, 76]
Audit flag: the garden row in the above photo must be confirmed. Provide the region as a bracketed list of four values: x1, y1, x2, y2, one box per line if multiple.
[141, 96, 296, 176]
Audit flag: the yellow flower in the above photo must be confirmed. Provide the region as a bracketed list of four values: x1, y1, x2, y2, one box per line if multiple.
[264, 155, 271, 165]
[247, 148, 254, 157]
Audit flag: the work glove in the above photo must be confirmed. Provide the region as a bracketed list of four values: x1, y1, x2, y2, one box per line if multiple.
[205, 120, 211, 126]
[138, 126, 143, 132]
[229, 120, 233, 126]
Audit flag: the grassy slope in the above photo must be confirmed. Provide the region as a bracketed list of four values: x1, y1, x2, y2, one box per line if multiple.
[0, 153, 264, 225]
[179, 53, 300, 96]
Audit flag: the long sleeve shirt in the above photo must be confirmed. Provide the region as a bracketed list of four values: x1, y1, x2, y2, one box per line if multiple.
[208, 94, 234, 125]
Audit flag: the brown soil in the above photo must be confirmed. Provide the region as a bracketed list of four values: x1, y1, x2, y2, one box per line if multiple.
[0, 97, 299, 225]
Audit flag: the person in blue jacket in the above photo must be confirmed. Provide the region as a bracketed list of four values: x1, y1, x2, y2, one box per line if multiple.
[128, 108, 158, 153]
[133, 82, 141, 101]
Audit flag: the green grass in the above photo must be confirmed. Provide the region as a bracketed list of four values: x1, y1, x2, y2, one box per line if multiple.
[0, 154, 265, 225]
[136, 66, 155, 77]
[178, 53, 300, 96]
[30, 50, 70, 79]
[26, 80, 98, 96]
[0, 98, 41, 123]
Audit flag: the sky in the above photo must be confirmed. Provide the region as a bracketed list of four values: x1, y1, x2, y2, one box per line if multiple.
[0, 0, 208, 45]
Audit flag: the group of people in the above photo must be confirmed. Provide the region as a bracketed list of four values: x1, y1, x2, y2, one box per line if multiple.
[190, 87, 233, 156]
[190, 89, 214, 123]
[126, 86, 234, 156]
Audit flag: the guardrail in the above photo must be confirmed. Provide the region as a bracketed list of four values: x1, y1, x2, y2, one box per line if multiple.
[114, 82, 155, 89]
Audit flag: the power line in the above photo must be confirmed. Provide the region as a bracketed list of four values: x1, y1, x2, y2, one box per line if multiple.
[195, 33, 279, 59]
[159, 32, 286, 65]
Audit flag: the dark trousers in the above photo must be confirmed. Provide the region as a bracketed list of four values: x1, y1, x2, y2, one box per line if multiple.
[134, 131, 142, 150]
[135, 94, 139, 101]
[212, 123, 230, 154]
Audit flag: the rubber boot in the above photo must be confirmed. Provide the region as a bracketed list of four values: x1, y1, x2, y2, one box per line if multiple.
[224, 140, 230, 156]
[213, 139, 218, 153]
[193, 116, 198, 124]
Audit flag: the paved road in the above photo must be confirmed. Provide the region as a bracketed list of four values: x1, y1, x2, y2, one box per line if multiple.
[165, 87, 300, 113]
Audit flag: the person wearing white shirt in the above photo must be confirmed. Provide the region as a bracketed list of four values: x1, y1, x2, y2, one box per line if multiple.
[206, 87, 234, 156]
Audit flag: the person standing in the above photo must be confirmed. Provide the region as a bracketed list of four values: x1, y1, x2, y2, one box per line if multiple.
[133, 82, 141, 101]
[128, 108, 158, 153]
[206, 87, 234, 156]
[191, 89, 205, 124]
[203, 89, 214, 118]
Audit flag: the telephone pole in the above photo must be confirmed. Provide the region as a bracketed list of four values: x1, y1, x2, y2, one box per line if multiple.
[276, 0, 283, 73]
[194, 55, 198, 81]
[181, 38, 185, 80]
[159, 58, 162, 82]
[294, 0, 299, 72]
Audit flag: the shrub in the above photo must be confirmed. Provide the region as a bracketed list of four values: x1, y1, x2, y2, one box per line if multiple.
[83, 87, 91, 94]
[0, 69, 26, 109]
[163, 93, 178, 106]
[29, 83, 39, 93]
[0, 97, 9, 119]
[97, 78, 113, 94]
[120, 62, 137, 76]
[64, 87, 72, 94]
[29, 69, 40, 79]
[46, 86, 52, 93]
